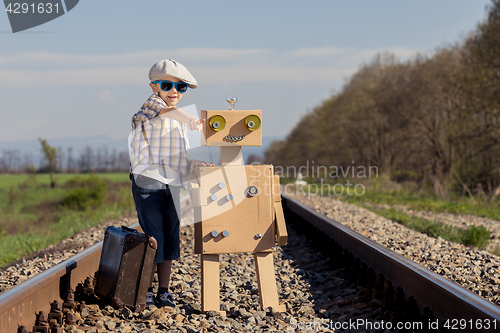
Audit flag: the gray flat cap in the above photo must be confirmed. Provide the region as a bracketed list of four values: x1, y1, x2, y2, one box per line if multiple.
[149, 59, 198, 89]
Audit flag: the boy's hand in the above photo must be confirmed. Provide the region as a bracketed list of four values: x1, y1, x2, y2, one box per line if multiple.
[158, 108, 205, 132]
[189, 159, 214, 172]
[188, 118, 205, 132]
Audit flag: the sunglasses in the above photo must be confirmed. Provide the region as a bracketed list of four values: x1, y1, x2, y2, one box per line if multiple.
[152, 80, 189, 93]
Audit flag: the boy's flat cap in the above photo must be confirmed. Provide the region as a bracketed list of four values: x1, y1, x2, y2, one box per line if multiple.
[149, 59, 198, 89]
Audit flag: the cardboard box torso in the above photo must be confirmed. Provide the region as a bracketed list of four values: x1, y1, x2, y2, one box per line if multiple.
[193, 165, 275, 254]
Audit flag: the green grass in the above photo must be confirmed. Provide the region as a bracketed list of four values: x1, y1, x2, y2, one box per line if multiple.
[0, 203, 133, 266]
[0, 173, 129, 190]
[371, 207, 491, 248]
[340, 189, 500, 221]
[0, 173, 134, 268]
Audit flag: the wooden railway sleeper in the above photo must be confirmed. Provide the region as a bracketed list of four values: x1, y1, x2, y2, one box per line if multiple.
[75, 276, 96, 304]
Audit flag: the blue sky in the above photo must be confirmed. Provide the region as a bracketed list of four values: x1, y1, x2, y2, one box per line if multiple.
[0, 0, 493, 148]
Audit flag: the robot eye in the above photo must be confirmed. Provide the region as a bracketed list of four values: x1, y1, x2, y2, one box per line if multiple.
[209, 115, 226, 132]
[244, 115, 261, 131]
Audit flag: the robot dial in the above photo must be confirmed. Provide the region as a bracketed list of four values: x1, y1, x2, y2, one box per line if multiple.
[247, 186, 258, 197]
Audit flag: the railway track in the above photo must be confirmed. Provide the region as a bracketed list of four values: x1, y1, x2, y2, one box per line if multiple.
[1, 194, 500, 332]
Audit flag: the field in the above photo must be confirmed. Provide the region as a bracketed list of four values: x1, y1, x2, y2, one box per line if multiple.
[0, 173, 135, 268]
[0, 173, 129, 190]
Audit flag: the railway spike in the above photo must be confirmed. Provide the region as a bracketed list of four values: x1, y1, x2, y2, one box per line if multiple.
[49, 322, 62, 333]
[62, 290, 76, 314]
[356, 262, 368, 286]
[393, 286, 406, 310]
[406, 296, 421, 322]
[423, 307, 434, 323]
[372, 274, 385, 300]
[17, 326, 29, 333]
[383, 280, 394, 300]
[47, 299, 63, 327]
[65, 310, 77, 325]
[366, 267, 377, 288]
[362, 287, 373, 301]
[33, 310, 49, 333]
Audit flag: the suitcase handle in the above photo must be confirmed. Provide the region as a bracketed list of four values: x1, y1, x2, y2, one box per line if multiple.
[121, 226, 138, 233]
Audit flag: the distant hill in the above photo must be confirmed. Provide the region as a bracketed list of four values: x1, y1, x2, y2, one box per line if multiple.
[0, 135, 128, 165]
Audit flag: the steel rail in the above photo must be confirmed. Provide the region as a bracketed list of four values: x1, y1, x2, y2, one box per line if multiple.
[0, 195, 192, 333]
[281, 194, 500, 332]
[0, 237, 105, 332]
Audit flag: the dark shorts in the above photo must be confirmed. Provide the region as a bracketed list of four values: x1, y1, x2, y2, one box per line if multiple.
[131, 174, 181, 263]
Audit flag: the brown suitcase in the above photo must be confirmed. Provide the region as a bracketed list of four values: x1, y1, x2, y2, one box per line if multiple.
[95, 226, 157, 312]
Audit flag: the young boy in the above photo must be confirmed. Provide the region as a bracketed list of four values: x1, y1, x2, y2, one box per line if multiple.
[129, 59, 212, 307]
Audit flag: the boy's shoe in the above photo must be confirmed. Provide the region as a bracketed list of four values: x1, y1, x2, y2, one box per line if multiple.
[146, 291, 157, 308]
[156, 292, 175, 307]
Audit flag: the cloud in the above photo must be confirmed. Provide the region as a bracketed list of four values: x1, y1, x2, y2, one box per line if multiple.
[0, 65, 355, 88]
[0, 47, 422, 88]
[0, 67, 146, 88]
[193, 65, 356, 83]
[99, 90, 114, 104]
[0, 48, 271, 66]
[290, 47, 349, 58]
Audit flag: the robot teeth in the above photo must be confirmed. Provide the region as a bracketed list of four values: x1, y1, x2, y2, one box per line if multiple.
[225, 135, 246, 142]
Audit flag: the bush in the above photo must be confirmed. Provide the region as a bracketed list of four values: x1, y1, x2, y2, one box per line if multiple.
[462, 225, 490, 248]
[61, 175, 107, 211]
[390, 171, 422, 183]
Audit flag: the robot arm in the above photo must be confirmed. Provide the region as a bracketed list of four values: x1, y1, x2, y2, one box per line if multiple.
[273, 175, 288, 246]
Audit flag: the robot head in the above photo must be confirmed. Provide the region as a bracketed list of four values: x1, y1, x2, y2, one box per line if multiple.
[201, 99, 262, 147]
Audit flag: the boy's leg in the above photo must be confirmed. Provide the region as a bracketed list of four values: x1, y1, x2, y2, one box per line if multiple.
[161, 185, 181, 271]
[157, 260, 173, 289]
[153, 185, 180, 307]
[132, 176, 178, 307]
[131, 175, 168, 265]
[155, 260, 175, 307]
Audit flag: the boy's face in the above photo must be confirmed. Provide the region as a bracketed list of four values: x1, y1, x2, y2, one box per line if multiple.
[150, 75, 184, 107]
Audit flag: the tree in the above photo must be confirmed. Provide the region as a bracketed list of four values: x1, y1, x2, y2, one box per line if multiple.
[39, 138, 57, 188]
[459, 0, 500, 193]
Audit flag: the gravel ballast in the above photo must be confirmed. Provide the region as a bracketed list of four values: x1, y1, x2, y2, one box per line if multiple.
[3, 193, 500, 332]
[292, 193, 500, 307]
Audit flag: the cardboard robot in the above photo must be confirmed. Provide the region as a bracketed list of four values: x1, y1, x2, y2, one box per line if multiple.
[188, 97, 288, 313]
